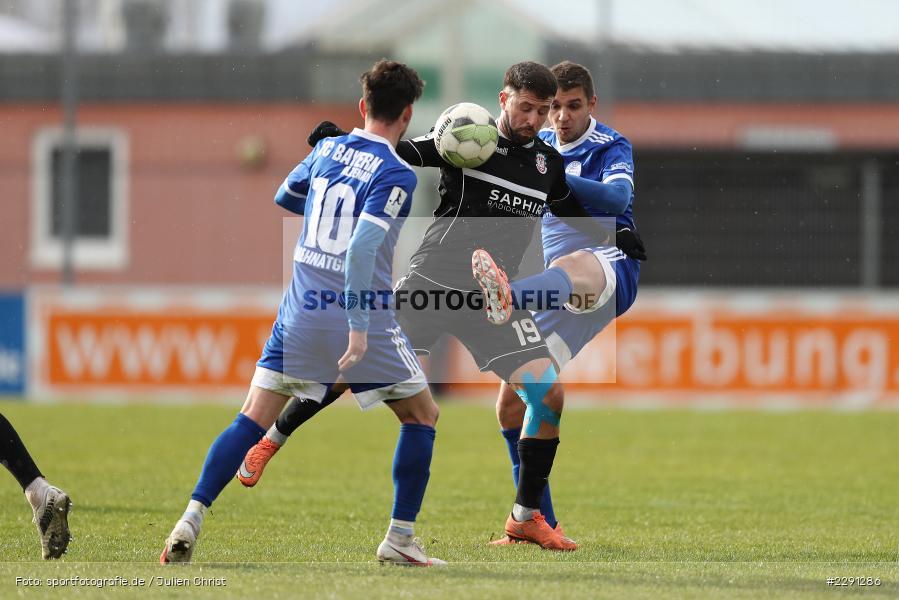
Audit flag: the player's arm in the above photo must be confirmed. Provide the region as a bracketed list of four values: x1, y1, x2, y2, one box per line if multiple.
[275, 152, 315, 215]
[338, 217, 387, 371]
[545, 154, 613, 244]
[596, 136, 646, 259]
[344, 219, 388, 335]
[306, 120, 444, 168]
[339, 170, 416, 370]
[395, 133, 444, 168]
[547, 191, 612, 244]
[564, 174, 632, 216]
[274, 180, 306, 215]
[594, 136, 637, 216]
[548, 189, 645, 259]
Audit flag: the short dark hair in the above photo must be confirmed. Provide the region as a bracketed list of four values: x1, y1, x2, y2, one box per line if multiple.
[502, 61, 557, 99]
[360, 59, 425, 123]
[551, 61, 595, 101]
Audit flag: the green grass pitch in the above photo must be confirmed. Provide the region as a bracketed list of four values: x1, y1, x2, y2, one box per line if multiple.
[1, 400, 897, 598]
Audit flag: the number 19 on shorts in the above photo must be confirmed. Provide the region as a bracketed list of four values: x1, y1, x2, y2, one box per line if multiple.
[512, 318, 541, 346]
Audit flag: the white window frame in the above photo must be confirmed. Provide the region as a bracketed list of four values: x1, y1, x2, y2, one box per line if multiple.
[31, 127, 129, 270]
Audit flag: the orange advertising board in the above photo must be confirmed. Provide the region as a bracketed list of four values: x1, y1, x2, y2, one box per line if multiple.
[29, 288, 899, 406]
[443, 291, 899, 407]
[30, 288, 280, 395]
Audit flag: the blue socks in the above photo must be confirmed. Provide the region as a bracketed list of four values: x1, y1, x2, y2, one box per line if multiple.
[191, 413, 266, 507]
[501, 427, 557, 528]
[391, 423, 436, 522]
[510, 266, 573, 311]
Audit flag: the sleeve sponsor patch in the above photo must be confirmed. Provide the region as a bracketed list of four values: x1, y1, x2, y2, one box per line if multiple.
[384, 186, 408, 218]
[609, 161, 634, 173]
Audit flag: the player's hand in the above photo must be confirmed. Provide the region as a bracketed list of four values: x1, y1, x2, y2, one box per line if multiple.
[308, 121, 347, 147]
[616, 227, 647, 261]
[338, 329, 368, 371]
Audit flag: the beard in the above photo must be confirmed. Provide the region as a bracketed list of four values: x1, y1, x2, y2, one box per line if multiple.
[501, 113, 535, 145]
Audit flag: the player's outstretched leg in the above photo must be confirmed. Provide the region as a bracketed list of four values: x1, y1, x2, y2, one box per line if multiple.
[1, 413, 72, 559]
[509, 266, 574, 312]
[238, 387, 344, 487]
[500, 362, 576, 551]
[161, 386, 285, 563]
[472, 249, 513, 325]
[475, 250, 575, 318]
[375, 390, 445, 566]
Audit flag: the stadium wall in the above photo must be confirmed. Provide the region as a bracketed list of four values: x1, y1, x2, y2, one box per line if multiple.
[0, 102, 361, 288]
[6, 100, 897, 289]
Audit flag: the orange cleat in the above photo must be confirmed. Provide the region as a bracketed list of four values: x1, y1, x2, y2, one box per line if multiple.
[502, 512, 577, 551]
[471, 248, 513, 325]
[236, 437, 281, 487]
[489, 521, 570, 547]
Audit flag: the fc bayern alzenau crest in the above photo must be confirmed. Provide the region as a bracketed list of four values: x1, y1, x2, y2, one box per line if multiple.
[535, 152, 547, 174]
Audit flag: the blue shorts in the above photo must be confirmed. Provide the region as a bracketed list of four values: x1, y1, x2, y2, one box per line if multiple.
[535, 249, 640, 368]
[254, 319, 427, 410]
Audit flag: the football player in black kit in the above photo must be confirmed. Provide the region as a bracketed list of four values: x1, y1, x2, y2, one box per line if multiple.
[1, 413, 71, 559]
[240, 61, 643, 550]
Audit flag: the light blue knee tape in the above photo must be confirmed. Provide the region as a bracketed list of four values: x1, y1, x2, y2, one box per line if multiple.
[515, 366, 561, 437]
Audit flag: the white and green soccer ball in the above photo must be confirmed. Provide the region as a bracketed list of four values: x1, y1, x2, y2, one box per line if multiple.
[433, 102, 499, 169]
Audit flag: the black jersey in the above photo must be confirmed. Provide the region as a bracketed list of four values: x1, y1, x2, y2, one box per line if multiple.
[396, 131, 573, 290]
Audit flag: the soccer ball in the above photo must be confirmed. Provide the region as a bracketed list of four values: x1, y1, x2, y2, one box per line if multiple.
[433, 103, 498, 169]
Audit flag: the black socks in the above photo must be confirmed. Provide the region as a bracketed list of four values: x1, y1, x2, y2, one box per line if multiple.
[0, 413, 43, 491]
[515, 437, 559, 510]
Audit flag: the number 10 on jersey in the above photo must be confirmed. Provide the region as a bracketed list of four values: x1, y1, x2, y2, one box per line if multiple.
[304, 177, 358, 255]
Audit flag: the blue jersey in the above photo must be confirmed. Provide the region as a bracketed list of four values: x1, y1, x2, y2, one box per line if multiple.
[278, 128, 416, 331]
[538, 117, 635, 263]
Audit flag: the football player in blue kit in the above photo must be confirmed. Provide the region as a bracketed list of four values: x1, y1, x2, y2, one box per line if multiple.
[161, 60, 446, 566]
[480, 61, 644, 543]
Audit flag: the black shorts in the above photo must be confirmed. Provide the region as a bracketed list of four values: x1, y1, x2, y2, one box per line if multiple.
[394, 271, 551, 382]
